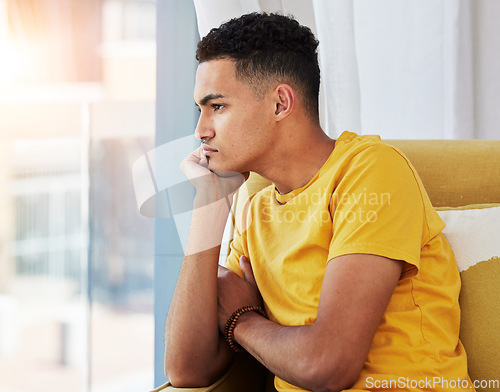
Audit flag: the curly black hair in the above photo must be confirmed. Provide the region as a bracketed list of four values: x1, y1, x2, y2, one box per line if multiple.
[196, 12, 320, 120]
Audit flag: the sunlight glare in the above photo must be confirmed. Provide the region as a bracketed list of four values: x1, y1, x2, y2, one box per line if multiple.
[0, 39, 31, 88]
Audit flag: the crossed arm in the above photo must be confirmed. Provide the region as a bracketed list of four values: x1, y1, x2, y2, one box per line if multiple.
[164, 147, 403, 391]
[165, 233, 403, 391]
[217, 254, 403, 392]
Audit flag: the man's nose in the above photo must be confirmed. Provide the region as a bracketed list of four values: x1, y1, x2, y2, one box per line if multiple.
[194, 114, 215, 141]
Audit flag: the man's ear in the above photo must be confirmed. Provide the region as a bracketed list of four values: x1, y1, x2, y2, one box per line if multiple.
[274, 84, 295, 120]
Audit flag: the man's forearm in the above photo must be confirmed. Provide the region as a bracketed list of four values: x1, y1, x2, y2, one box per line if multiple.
[233, 313, 356, 392]
[164, 196, 234, 386]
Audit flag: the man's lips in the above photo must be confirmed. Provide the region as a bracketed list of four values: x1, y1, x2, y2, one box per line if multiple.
[202, 145, 218, 155]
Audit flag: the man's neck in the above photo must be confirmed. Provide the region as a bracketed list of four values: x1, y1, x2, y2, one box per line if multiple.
[257, 125, 336, 195]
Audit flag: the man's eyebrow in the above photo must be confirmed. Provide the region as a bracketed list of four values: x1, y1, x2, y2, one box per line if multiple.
[196, 93, 224, 107]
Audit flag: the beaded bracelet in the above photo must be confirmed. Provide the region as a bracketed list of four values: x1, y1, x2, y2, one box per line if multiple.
[223, 305, 266, 352]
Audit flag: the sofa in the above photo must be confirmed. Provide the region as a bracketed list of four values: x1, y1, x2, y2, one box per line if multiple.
[158, 139, 500, 392]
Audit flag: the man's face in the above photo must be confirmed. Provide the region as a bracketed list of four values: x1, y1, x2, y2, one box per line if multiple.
[193, 59, 275, 174]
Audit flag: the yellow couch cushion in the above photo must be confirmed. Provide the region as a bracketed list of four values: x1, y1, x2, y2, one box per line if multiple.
[387, 140, 500, 207]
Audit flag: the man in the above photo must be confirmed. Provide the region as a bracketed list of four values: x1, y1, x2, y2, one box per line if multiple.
[164, 12, 474, 392]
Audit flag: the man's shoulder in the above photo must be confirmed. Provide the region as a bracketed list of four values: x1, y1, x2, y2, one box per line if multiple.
[335, 133, 413, 173]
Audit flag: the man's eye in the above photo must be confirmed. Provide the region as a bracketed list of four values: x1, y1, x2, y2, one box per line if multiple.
[212, 104, 224, 111]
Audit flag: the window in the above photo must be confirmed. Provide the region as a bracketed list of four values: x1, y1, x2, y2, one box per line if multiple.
[0, 1, 156, 391]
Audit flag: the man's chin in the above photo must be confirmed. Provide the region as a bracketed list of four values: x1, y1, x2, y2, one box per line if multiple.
[207, 158, 248, 178]
[207, 161, 236, 177]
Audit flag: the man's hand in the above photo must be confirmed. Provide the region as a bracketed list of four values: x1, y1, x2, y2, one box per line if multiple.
[181, 146, 248, 207]
[217, 256, 263, 332]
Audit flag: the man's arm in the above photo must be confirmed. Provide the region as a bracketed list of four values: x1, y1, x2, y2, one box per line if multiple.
[218, 254, 403, 392]
[164, 148, 246, 387]
[164, 204, 234, 387]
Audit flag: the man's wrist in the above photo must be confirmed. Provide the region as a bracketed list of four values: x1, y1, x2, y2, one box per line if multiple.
[232, 309, 266, 348]
[185, 196, 232, 255]
[224, 306, 266, 352]
[193, 191, 232, 210]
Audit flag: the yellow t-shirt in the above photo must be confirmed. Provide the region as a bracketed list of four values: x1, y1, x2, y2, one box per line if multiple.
[225, 131, 474, 392]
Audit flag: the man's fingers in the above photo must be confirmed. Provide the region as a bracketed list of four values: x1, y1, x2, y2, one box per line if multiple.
[180, 147, 209, 178]
[239, 255, 257, 285]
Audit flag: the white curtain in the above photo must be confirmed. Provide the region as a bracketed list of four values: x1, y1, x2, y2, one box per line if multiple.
[311, 0, 361, 136]
[193, 0, 500, 140]
[351, 0, 474, 139]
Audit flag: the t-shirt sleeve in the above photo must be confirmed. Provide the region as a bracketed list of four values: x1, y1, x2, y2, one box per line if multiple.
[224, 193, 255, 279]
[224, 226, 245, 279]
[224, 196, 255, 279]
[328, 144, 426, 279]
